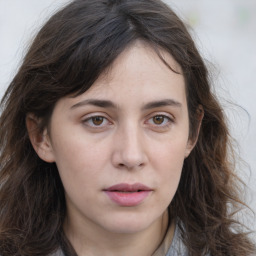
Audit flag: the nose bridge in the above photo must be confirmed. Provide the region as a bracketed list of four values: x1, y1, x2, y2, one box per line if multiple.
[112, 121, 146, 169]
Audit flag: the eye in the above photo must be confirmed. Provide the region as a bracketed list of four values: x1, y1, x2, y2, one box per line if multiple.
[91, 116, 105, 126]
[152, 115, 167, 125]
[146, 114, 174, 130]
[82, 115, 111, 128]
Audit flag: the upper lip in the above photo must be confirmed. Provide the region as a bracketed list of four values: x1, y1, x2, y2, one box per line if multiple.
[104, 183, 152, 192]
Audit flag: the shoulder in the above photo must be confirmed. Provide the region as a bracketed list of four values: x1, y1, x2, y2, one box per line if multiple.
[165, 223, 211, 256]
[49, 249, 65, 256]
[165, 223, 189, 256]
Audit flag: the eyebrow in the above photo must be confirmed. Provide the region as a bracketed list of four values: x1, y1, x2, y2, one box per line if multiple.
[142, 99, 182, 110]
[71, 98, 182, 110]
[71, 99, 117, 109]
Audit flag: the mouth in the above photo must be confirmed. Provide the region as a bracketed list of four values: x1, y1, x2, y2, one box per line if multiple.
[104, 183, 152, 192]
[103, 183, 153, 207]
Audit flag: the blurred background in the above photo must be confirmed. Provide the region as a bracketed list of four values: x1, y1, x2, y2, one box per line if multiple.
[0, 0, 255, 238]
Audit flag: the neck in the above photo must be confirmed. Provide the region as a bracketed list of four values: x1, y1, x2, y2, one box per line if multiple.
[64, 210, 173, 256]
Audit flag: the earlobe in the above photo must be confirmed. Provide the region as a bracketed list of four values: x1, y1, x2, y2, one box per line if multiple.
[185, 106, 204, 158]
[184, 140, 195, 158]
[26, 114, 55, 163]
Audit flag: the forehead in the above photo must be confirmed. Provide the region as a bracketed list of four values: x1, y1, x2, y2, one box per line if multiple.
[81, 42, 184, 99]
[59, 41, 186, 110]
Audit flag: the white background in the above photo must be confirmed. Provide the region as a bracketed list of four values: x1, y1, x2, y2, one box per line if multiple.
[0, 0, 255, 239]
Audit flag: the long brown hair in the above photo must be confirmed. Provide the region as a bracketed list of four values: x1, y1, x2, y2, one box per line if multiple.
[0, 0, 254, 255]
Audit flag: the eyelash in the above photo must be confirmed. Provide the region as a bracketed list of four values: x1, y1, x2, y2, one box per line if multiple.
[82, 115, 112, 128]
[146, 114, 174, 129]
[82, 113, 174, 130]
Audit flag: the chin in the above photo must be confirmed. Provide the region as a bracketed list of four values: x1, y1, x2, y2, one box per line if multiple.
[105, 224, 149, 234]
[100, 213, 157, 234]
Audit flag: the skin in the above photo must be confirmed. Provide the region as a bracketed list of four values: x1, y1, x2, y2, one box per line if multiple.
[27, 41, 197, 256]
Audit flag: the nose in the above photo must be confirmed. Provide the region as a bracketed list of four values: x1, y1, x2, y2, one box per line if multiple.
[111, 125, 148, 170]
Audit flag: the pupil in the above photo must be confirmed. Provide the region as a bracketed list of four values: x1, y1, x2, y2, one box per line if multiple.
[92, 117, 103, 125]
[154, 116, 164, 124]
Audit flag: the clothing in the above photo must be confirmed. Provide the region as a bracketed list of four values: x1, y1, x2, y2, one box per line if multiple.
[153, 222, 188, 256]
[51, 223, 190, 256]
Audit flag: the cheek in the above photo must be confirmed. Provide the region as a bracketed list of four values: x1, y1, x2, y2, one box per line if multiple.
[151, 138, 188, 191]
[52, 133, 113, 193]
[152, 136, 188, 169]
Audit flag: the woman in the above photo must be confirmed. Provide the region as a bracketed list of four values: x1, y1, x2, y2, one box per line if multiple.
[0, 0, 254, 255]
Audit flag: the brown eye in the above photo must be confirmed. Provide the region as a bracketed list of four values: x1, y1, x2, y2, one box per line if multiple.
[83, 115, 112, 130]
[152, 115, 165, 125]
[91, 116, 104, 126]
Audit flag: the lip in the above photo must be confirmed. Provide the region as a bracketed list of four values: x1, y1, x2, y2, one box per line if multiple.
[103, 183, 153, 207]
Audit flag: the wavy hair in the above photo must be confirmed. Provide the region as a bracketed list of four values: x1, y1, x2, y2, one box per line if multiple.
[0, 0, 254, 255]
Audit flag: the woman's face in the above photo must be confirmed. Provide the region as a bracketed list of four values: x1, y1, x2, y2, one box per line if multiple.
[37, 42, 194, 235]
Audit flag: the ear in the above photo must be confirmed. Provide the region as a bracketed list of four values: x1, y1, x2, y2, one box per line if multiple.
[185, 106, 204, 158]
[26, 114, 55, 163]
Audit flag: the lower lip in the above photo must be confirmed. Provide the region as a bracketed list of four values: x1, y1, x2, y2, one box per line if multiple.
[104, 191, 151, 207]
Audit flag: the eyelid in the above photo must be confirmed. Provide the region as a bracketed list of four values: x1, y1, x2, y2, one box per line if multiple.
[82, 113, 113, 128]
[145, 112, 175, 128]
[146, 111, 174, 121]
